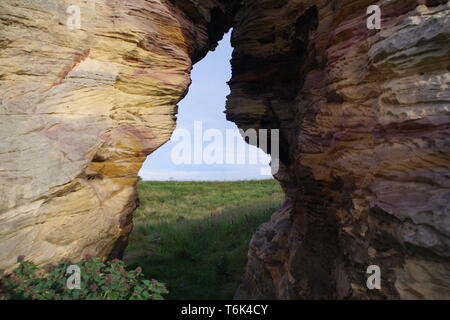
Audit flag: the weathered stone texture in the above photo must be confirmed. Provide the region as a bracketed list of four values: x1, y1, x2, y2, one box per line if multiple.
[0, 0, 235, 273]
[1, 0, 449, 300]
[229, 0, 450, 299]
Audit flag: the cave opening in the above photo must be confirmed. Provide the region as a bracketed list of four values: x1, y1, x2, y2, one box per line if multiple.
[138, 31, 272, 181]
[124, 32, 284, 299]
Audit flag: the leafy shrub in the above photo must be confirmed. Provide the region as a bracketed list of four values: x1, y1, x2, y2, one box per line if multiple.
[1, 256, 168, 300]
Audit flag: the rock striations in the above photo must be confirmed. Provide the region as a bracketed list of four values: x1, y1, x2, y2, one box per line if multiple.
[0, 0, 236, 274]
[228, 0, 450, 300]
[1, 0, 449, 299]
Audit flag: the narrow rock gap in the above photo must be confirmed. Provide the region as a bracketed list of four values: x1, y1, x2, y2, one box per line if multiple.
[126, 31, 283, 299]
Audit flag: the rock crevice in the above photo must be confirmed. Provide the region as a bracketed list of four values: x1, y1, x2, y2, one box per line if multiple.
[228, 0, 450, 299]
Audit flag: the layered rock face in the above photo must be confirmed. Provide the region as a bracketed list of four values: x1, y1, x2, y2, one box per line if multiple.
[0, 0, 236, 273]
[228, 0, 450, 299]
[1, 0, 449, 300]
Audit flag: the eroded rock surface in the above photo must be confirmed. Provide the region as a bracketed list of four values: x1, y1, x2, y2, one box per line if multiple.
[0, 0, 236, 273]
[228, 0, 450, 299]
[1, 0, 449, 300]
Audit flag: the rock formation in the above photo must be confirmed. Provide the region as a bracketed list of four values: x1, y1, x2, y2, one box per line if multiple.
[0, 0, 237, 274]
[1, 0, 449, 300]
[228, 0, 450, 299]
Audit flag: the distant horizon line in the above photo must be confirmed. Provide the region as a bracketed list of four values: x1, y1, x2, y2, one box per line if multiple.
[139, 178, 275, 182]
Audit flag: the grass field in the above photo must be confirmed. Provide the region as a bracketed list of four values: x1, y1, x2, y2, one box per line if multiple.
[124, 180, 284, 300]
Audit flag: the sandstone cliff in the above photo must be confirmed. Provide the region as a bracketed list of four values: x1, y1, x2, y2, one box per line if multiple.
[228, 0, 450, 299]
[1, 0, 449, 300]
[0, 0, 236, 274]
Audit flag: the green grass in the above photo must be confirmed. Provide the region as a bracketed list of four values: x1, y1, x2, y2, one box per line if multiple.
[124, 180, 284, 300]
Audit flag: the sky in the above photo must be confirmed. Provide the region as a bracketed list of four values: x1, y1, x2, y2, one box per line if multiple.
[139, 32, 272, 181]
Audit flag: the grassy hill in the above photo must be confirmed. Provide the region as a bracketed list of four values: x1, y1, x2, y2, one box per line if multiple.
[125, 180, 284, 300]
